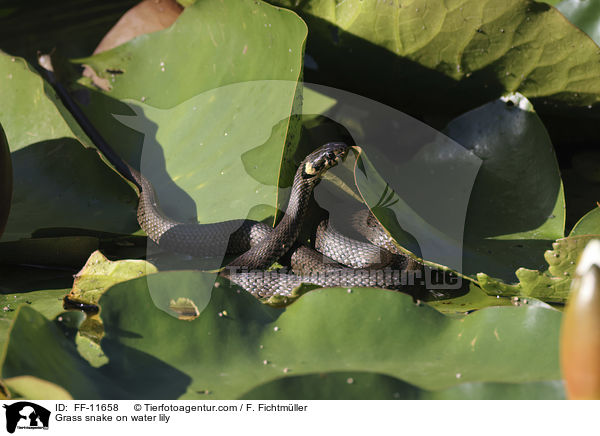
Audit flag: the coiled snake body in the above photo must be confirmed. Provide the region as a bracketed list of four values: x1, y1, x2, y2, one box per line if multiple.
[40, 58, 421, 298]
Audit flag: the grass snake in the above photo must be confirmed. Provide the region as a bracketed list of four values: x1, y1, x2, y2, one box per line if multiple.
[39, 56, 422, 298]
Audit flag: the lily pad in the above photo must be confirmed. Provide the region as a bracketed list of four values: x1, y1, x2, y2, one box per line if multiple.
[352, 93, 563, 287]
[1, 272, 562, 399]
[1, 0, 592, 403]
[0, 54, 139, 241]
[296, 87, 568, 306]
[65, 250, 157, 345]
[570, 206, 600, 236]
[446, 94, 564, 281]
[271, 0, 600, 127]
[79, 1, 306, 108]
[0, 261, 84, 355]
[557, 0, 600, 45]
[68, 250, 157, 306]
[563, 165, 600, 233]
[108, 81, 302, 227]
[422, 380, 565, 399]
[3, 376, 73, 400]
[0, 123, 11, 239]
[1, 0, 308, 244]
[477, 235, 599, 302]
[427, 282, 515, 315]
[241, 372, 565, 399]
[0, 288, 68, 354]
[66, 0, 308, 252]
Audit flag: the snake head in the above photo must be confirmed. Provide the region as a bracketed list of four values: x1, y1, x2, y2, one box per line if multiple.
[302, 142, 350, 179]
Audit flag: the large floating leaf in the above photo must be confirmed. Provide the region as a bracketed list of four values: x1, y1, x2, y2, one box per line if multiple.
[74, 0, 308, 231]
[477, 235, 598, 302]
[241, 372, 565, 399]
[299, 86, 567, 304]
[0, 54, 138, 241]
[1, 271, 562, 399]
[0, 123, 11, 239]
[109, 83, 301, 226]
[68, 250, 156, 307]
[0, 262, 76, 355]
[80, 1, 306, 108]
[271, 0, 600, 135]
[421, 380, 565, 399]
[563, 165, 600, 233]
[446, 94, 564, 280]
[570, 206, 600, 236]
[0, 285, 68, 353]
[351, 93, 564, 291]
[557, 0, 600, 45]
[1, 0, 307, 242]
[426, 282, 515, 315]
[4, 376, 73, 400]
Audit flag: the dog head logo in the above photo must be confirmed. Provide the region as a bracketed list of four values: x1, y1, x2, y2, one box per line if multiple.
[3, 402, 50, 433]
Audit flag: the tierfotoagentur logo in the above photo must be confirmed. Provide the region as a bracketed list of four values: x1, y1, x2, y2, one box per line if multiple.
[3, 402, 50, 433]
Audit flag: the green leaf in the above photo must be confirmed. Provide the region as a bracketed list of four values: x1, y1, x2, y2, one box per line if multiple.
[570, 206, 600, 236]
[68, 250, 157, 307]
[0, 123, 11, 239]
[421, 380, 565, 399]
[446, 93, 565, 281]
[426, 282, 517, 315]
[73, 0, 308, 232]
[0, 289, 66, 322]
[557, 0, 600, 45]
[271, 0, 600, 127]
[1, 272, 563, 399]
[0, 54, 139, 241]
[563, 162, 600, 233]
[241, 372, 422, 399]
[242, 372, 565, 399]
[4, 376, 73, 400]
[65, 250, 155, 347]
[106, 84, 301, 227]
[1, 0, 307, 243]
[0, 262, 79, 353]
[0, 288, 68, 354]
[477, 235, 598, 302]
[353, 93, 563, 286]
[341, 91, 577, 303]
[79, 1, 306, 109]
